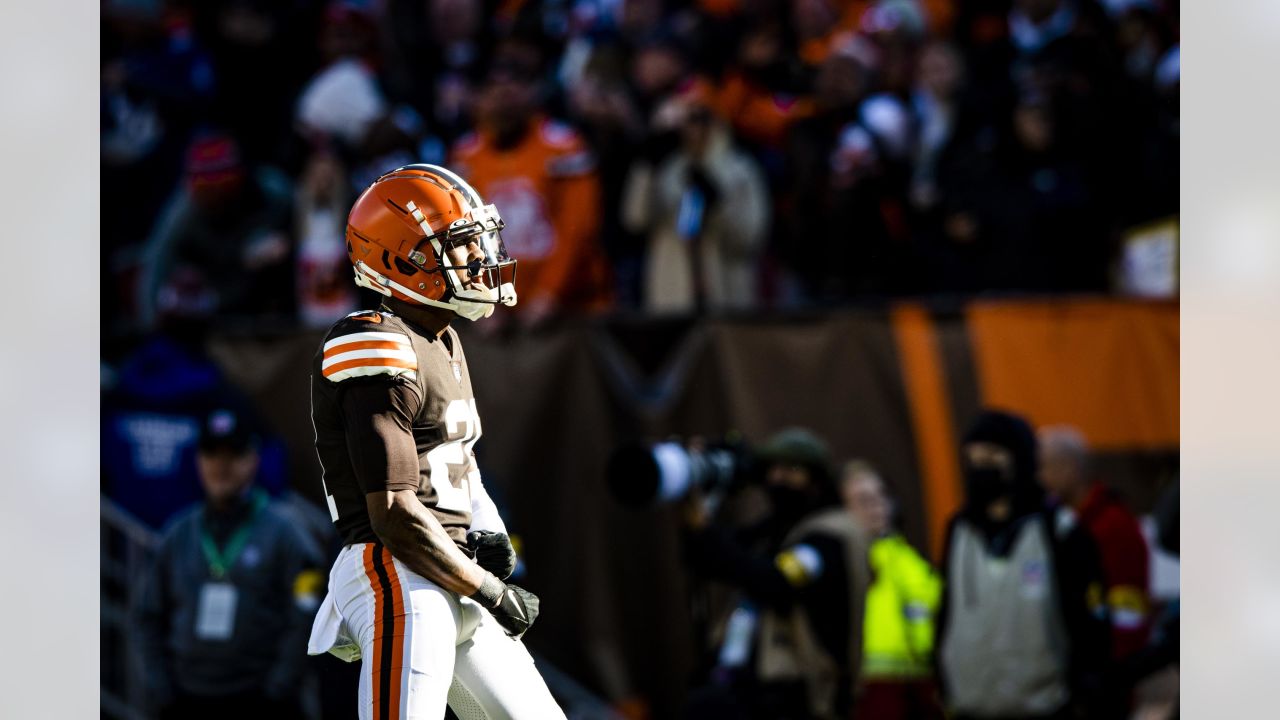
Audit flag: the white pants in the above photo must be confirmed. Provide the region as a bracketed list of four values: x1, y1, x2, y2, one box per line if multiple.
[308, 543, 565, 720]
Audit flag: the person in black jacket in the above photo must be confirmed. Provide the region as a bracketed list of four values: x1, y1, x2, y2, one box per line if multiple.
[135, 408, 324, 719]
[935, 410, 1113, 720]
[680, 428, 870, 720]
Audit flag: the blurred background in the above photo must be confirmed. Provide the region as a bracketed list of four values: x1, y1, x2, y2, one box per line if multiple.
[99, 0, 1179, 718]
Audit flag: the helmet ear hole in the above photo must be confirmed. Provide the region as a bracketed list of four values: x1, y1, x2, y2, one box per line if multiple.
[393, 257, 420, 277]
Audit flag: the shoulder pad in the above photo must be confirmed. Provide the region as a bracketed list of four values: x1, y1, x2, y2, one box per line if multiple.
[321, 312, 417, 383]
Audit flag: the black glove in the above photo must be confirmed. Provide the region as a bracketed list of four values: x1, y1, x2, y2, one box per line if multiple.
[470, 575, 540, 637]
[467, 530, 517, 580]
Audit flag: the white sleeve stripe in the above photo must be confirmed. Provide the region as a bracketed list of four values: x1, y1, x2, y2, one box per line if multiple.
[323, 331, 411, 351]
[325, 365, 418, 383]
[321, 348, 418, 370]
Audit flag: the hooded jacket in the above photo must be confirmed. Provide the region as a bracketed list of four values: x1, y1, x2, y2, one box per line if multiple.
[936, 410, 1111, 718]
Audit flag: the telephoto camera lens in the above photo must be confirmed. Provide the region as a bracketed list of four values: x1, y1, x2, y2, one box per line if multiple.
[605, 439, 750, 508]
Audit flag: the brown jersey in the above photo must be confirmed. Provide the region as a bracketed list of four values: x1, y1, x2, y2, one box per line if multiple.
[311, 309, 482, 548]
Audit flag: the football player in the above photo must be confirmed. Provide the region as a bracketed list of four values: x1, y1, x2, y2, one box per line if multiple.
[306, 164, 565, 719]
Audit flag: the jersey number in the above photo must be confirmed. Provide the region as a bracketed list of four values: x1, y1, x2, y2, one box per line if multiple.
[424, 399, 482, 513]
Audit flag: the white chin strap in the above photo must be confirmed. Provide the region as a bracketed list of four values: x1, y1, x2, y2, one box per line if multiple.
[452, 281, 519, 320]
[451, 291, 495, 321]
[353, 262, 517, 322]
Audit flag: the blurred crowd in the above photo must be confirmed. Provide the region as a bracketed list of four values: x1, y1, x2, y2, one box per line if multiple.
[103, 0, 1180, 335]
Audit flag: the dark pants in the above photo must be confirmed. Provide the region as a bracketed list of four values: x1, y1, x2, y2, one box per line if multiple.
[159, 690, 302, 720]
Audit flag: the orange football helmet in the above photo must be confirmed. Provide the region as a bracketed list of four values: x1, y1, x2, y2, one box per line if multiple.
[346, 164, 517, 320]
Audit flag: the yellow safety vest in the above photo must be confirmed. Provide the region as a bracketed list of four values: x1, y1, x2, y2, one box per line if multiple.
[862, 534, 941, 679]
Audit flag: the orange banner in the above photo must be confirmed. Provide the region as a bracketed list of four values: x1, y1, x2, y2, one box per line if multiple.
[890, 305, 964, 562]
[966, 299, 1179, 450]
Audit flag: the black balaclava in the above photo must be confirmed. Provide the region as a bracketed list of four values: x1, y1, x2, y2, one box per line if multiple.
[960, 409, 1044, 531]
[756, 427, 836, 538]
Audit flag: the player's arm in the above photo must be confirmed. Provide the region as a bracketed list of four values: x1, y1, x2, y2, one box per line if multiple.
[367, 492, 538, 636]
[340, 380, 484, 592]
[468, 464, 508, 535]
[466, 463, 518, 580]
[340, 380, 537, 634]
[367, 488, 488, 595]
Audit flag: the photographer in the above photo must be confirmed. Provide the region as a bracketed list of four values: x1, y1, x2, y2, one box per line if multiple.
[680, 428, 871, 720]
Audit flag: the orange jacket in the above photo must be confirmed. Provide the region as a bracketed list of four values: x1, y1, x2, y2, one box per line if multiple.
[450, 117, 612, 314]
[714, 73, 815, 149]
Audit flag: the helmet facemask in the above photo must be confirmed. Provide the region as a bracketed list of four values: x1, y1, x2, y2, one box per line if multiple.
[409, 201, 518, 321]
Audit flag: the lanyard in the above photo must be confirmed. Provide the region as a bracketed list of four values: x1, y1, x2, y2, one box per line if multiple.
[200, 490, 267, 579]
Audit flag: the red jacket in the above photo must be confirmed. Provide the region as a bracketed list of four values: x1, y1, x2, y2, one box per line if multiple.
[1074, 483, 1151, 660]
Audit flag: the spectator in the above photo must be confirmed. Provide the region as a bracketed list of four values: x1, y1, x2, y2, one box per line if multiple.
[135, 408, 324, 719]
[102, 335, 290, 530]
[1007, 0, 1130, 231]
[934, 88, 1105, 293]
[622, 79, 770, 313]
[196, 0, 322, 165]
[567, 44, 648, 305]
[1115, 483, 1178, 718]
[791, 0, 863, 68]
[452, 49, 613, 322]
[136, 132, 294, 329]
[630, 34, 694, 120]
[936, 410, 1112, 720]
[860, 0, 927, 99]
[294, 146, 359, 327]
[780, 36, 876, 302]
[294, 2, 385, 150]
[715, 18, 815, 160]
[909, 40, 968, 213]
[379, 0, 491, 143]
[1127, 24, 1178, 224]
[102, 4, 219, 332]
[906, 38, 1013, 294]
[840, 461, 944, 720]
[1039, 425, 1151, 661]
[681, 428, 870, 719]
